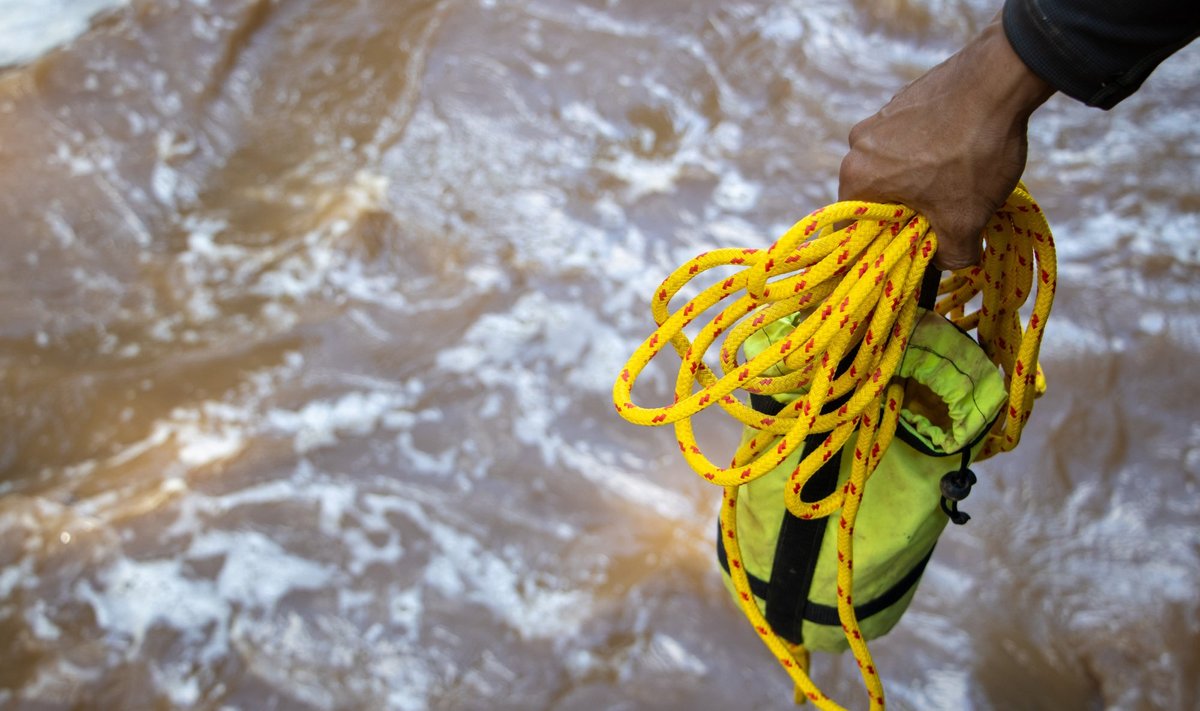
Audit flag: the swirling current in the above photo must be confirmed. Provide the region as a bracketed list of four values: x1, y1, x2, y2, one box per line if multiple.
[1, 1, 1198, 709]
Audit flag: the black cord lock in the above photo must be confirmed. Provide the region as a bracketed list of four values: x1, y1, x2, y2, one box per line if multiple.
[939, 451, 977, 525]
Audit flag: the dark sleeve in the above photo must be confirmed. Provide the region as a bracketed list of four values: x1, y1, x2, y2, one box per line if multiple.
[1003, 0, 1200, 109]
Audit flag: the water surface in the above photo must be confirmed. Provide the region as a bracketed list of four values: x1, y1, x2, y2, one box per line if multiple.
[1, 1, 1198, 709]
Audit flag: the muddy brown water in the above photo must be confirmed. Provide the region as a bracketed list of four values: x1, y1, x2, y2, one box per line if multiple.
[1, 0, 1198, 709]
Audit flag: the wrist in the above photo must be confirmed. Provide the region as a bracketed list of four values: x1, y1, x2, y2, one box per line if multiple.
[961, 20, 1055, 122]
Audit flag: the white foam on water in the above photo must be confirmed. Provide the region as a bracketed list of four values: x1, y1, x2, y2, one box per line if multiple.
[151, 130, 198, 207]
[892, 667, 972, 711]
[24, 599, 62, 642]
[174, 421, 246, 467]
[437, 290, 633, 397]
[645, 632, 707, 676]
[87, 473, 444, 710]
[0, 0, 130, 66]
[712, 169, 762, 213]
[423, 520, 591, 641]
[183, 218, 247, 263]
[1039, 315, 1119, 359]
[196, 530, 336, 610]
[562, 100, 621, 140]
[79, 357, 309, 486]
[0, 554, 34, 601]
[231, 613, 343, 710]
[388, 586, 422, 642]
[77, 557, 229, 659]
[1051, 492, 1198, 607]
[4, 1, 1197, 708]
[561, 443, 695, 522]
[600, 151, 685, 202]
[266, 389, 416, 455]
[393, 430, 456, 477]
[161, 170, 419, 320]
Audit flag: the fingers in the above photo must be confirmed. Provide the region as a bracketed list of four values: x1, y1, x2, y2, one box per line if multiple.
[846, 115, 870, 150]
[928, 208, 987, 270]
[836, 150, 862, 203]
[841, 134, 988, 270]
[831, 18, 1050, 274]
[930, 227, 984, 270]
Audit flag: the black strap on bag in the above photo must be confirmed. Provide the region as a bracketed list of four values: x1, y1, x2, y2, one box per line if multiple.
[716, 524, 934, 625]
[758, 383, 851, 643]
[725, 262, 942, 644]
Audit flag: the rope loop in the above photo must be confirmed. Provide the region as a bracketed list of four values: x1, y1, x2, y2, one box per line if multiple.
[614, 186, 1056, 710]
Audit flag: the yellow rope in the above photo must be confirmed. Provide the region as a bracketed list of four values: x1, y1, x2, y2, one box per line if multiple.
[613, 187, 1056, 709]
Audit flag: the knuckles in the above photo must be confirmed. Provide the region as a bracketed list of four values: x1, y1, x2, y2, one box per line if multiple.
[837, 150, 874, 200]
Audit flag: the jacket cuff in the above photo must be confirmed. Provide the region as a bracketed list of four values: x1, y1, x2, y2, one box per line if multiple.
[1002, 0, 1197, 110]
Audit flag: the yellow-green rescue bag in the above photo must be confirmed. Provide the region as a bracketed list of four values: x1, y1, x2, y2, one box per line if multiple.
[718, 306, 1007, 652]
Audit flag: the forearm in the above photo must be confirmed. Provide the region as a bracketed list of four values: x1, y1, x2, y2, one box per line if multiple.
[959, 19, 1056, 125]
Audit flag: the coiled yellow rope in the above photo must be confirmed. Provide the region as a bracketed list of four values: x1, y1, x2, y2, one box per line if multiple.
[613, 186, 1056, 709]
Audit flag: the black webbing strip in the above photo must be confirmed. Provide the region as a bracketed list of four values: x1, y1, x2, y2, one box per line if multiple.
[725, 264, 940, 644]
[763, 442, 842, 643]
[798, 546, 936, 625]
[919, 262, 942, 311]
[761, 353, 857, 643]
[714, 521, 773, 602]
[716, 522, 937, 626]
[749, 393, 786, 416]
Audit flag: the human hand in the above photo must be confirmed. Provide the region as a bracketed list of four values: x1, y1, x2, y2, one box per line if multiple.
[838, 20, 1054, 270]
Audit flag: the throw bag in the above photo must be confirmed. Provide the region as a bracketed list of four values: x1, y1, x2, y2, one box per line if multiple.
[717, 307, 1007, 652]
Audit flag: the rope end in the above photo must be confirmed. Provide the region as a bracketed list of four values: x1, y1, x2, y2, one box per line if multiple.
[787, 644, 811, 705]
